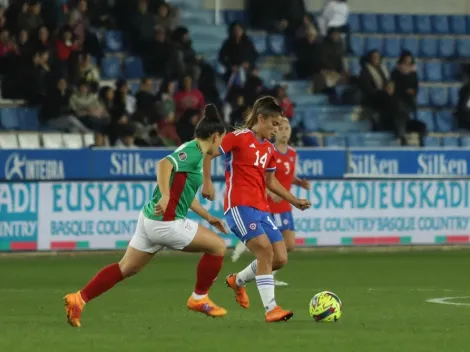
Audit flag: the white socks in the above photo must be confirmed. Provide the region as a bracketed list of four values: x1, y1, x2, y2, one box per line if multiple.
[191, 292, 207, 300]
[255, 275, 277, 312]
[236, 260, 257, 286]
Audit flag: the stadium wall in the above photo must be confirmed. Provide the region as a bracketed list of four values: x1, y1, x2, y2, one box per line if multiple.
[1, 148, 470, 252]
[203, 0, 470, 14]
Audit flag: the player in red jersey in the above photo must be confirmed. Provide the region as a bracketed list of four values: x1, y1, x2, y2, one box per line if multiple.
[202, 96, 311, 322]
[231, 117, 310, 286]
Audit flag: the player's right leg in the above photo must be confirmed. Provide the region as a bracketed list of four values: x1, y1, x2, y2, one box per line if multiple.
[64, 213, 158, 327]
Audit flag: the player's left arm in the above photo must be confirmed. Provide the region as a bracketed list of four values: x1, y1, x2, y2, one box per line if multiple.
[293, 177, 310, 190]
[190, 198, 228, 234]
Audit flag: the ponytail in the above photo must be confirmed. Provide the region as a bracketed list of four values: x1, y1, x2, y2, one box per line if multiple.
[243, 96, 283, 129]
[195, 104, 226, 139]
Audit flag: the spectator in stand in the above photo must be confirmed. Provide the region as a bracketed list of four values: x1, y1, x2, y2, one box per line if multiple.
[87, 0, 116, 29]
[17, 1, 43, 34]
[17, 28, 33, 59]
[218, 22, 258, 82]
[23, 49, 51, 105]
[295, 27, 319, 79]
[0, 6, 6, 32]
[130, 0, 156, 53]
[155, 2, 179, 35]
[99, 85, 127, 145]
[242, 67, 266, 106]
[173, 74, 205, 119]
[172, 26, 200, 81]
[155, 79, 181, 146]
[55, 25, 79, 78]
[295, 14, 317, 42]
[313, 27, 347, 94]
[275, 85, 294, 119]
[70, 80, 110, 139]
[176, 108, 199, 142]
[114, 79, 136, 121]
[358, 49, 390, 110]
[135, 77, 157, 125]
[78, 52, 99, 90]
[198, 60, 222, 110]
[143, 26, 177, 79]
[391, 51, 418, 115]
[317, 0, 350, 50]
[0, 28, 12, 56]
[40, 77, 90, 132]
[35, 25, 50, 51]
[456, 79, 470, 130]
[115, 124, 137, 148]
[228, 92, 249, 128]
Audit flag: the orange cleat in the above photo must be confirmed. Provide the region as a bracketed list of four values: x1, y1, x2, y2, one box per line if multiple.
[225, 274, 250, 309]
[186, 296, 227, 317]
[265, 306, 294, 323]
[64, 291, 85, 327]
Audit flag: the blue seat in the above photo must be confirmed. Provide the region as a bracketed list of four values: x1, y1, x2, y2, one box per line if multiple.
[417, 110, 435, 131]
[323, 135, 347, 147]
[302, 135, 320, 147]
[431, 15, 450, 34]
[417, 87, 429, 107]
[420, 37, 437, 58]
[365, 36, 383, 52]
[348, 13, 361, 32]
[384, 37, 401, 57]
[457, 38, 470, 58]
[101, 56, 121, 80]
[438, 38, 456, 58]
[450, 15, 467, 34]
[350, 35, 364, 56]
[443, 62, 461, 82]
[104, 30, 124, 52]
[123, 56, 144, 79]
[267, 35, 284, 55]
[0, 108, 19, 130]
[435, 110, 454, 132]
[397, 15, 414, 33]
[17, 107, 40, 130]
[258, 69, 283, 86]
[385, 59, 395, 73]
[303, 115, 319, 131]
[348, 58, 361, 76]
[250, 34, 267, 55]
[460, 136, 470, 147]
[414, 15, 432, 34]
[423, 136, 441, 147]
[442, 136, 459, 147]
[424, 62, 443, 82]
[449, 86, 460, 107]
[416, 62, 425, 79]
[429, 86, 449, 107]
[379, 14, 396, 33]
[361, 14, 378, 33]
[223, 10, 246, 25]
[180, 8, 213, 24]
[401, 36, 419, 57]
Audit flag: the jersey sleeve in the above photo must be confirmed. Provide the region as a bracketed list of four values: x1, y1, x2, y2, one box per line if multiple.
[219, 132, 237, 155]
[166, 144, 199, 173]
[266, 152, 277, 172]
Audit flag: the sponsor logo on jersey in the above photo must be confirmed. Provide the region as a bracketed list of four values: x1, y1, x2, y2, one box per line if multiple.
[250, 144, 256, 148]
[178, 152, 187, 161]
[249, 223, 257, 230]
[277, 159, 281, 163]
[283, 219, 289, 225]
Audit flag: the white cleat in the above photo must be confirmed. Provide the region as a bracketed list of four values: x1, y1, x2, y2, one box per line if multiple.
[274, 280, 289, 287]
[231, 241, 248, 262]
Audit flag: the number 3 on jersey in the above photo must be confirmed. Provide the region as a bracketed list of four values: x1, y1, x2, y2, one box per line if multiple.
[254, 150, 268, 168]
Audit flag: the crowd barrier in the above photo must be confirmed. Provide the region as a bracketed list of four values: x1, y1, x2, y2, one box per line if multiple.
[1, 148, 470, 251]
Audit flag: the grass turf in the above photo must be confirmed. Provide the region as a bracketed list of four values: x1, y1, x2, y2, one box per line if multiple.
[1, 250, 470, 351]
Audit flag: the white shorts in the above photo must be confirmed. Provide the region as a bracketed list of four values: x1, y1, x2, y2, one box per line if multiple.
[129, 212, 199, 254]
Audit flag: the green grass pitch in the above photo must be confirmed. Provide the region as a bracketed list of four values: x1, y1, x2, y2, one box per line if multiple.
[1, 250, 470, 352]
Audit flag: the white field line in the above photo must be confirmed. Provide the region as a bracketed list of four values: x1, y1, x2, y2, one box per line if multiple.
[426, 296, 470, 306]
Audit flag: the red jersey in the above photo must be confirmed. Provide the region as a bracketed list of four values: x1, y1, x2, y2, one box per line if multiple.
[268, 146, 297, 213]
[219, 129, 277, 213]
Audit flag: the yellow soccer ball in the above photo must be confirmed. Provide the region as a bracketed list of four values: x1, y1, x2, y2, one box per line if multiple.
[309, 291, 342, 322]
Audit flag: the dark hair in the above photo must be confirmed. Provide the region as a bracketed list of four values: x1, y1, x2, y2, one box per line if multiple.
[195, 104, 226, 139]
[244, 96, 283, 129]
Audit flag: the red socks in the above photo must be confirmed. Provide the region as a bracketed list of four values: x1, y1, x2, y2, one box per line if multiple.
[194, 254, 224, 295]
[80, 263, 124, 303]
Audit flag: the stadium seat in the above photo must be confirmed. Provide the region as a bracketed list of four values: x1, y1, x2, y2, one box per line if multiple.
[384, 37, 401, 57]
[435, 110, 454, 132]
[180, 8, 213, 25]
[17, 107, 40, 131]
[443, 62, 461, 81]
[282, 81, 311, 95]
[348, 58, 361, 76]
[416, 61, 425, 79]
[323, 135, 347, 147]
[42, 133, 64, 148]
[361, 14, 378, 33]
[457, 38, 470, 57]
[350, 35, 364, 56]
[83, 133, 94, 147]
[420, 37, 438, 58]
[423, 136, 441, 147]
[0, 133, 19, 148]
[302, 135, 320, 147]
[429, 86, 449, 107]
[385, 59, 395, 73]
[397, 15, 414, 33]
[450, 15, 467, 34]
[101, 56, 121, 80]
[267, 35, 285, 55]
[442, 136, 460, 147]
[414, 15, 432, 34]
[187, 24, 226, 41]
[104, 30, 124, 52]
[438, 38, 456, 58]
[258, 68, 283, 87]
[431, 15, 450, 34]
[449, 86, 460, 107]
[123, 56, 144, 79]
[0, 108, 19, 130]
[401, 36, 419, 57]
[460, 136, 470, 147]
[303, 115, 319, 131]
[17, 132, 41, 148]
[365, 36, 383, 52]
[250, 33, 267, 55]
[417, 110, 435, 131]
[348, 13, 361, 33]
[379, 14, 396, 33]
[417, 87, 429, 107]
[223, 10, 246, 25]
[63, 133, 84, 149]
[424, 62, 443, 82]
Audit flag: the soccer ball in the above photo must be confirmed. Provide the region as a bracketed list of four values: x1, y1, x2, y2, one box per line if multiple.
[309, 291, 342, 322]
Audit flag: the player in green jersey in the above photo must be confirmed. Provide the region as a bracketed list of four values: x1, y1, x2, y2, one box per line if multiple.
[64, 105, 229, 327]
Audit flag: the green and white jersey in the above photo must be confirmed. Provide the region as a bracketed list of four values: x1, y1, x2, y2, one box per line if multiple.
[142, 140, 203, 221]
